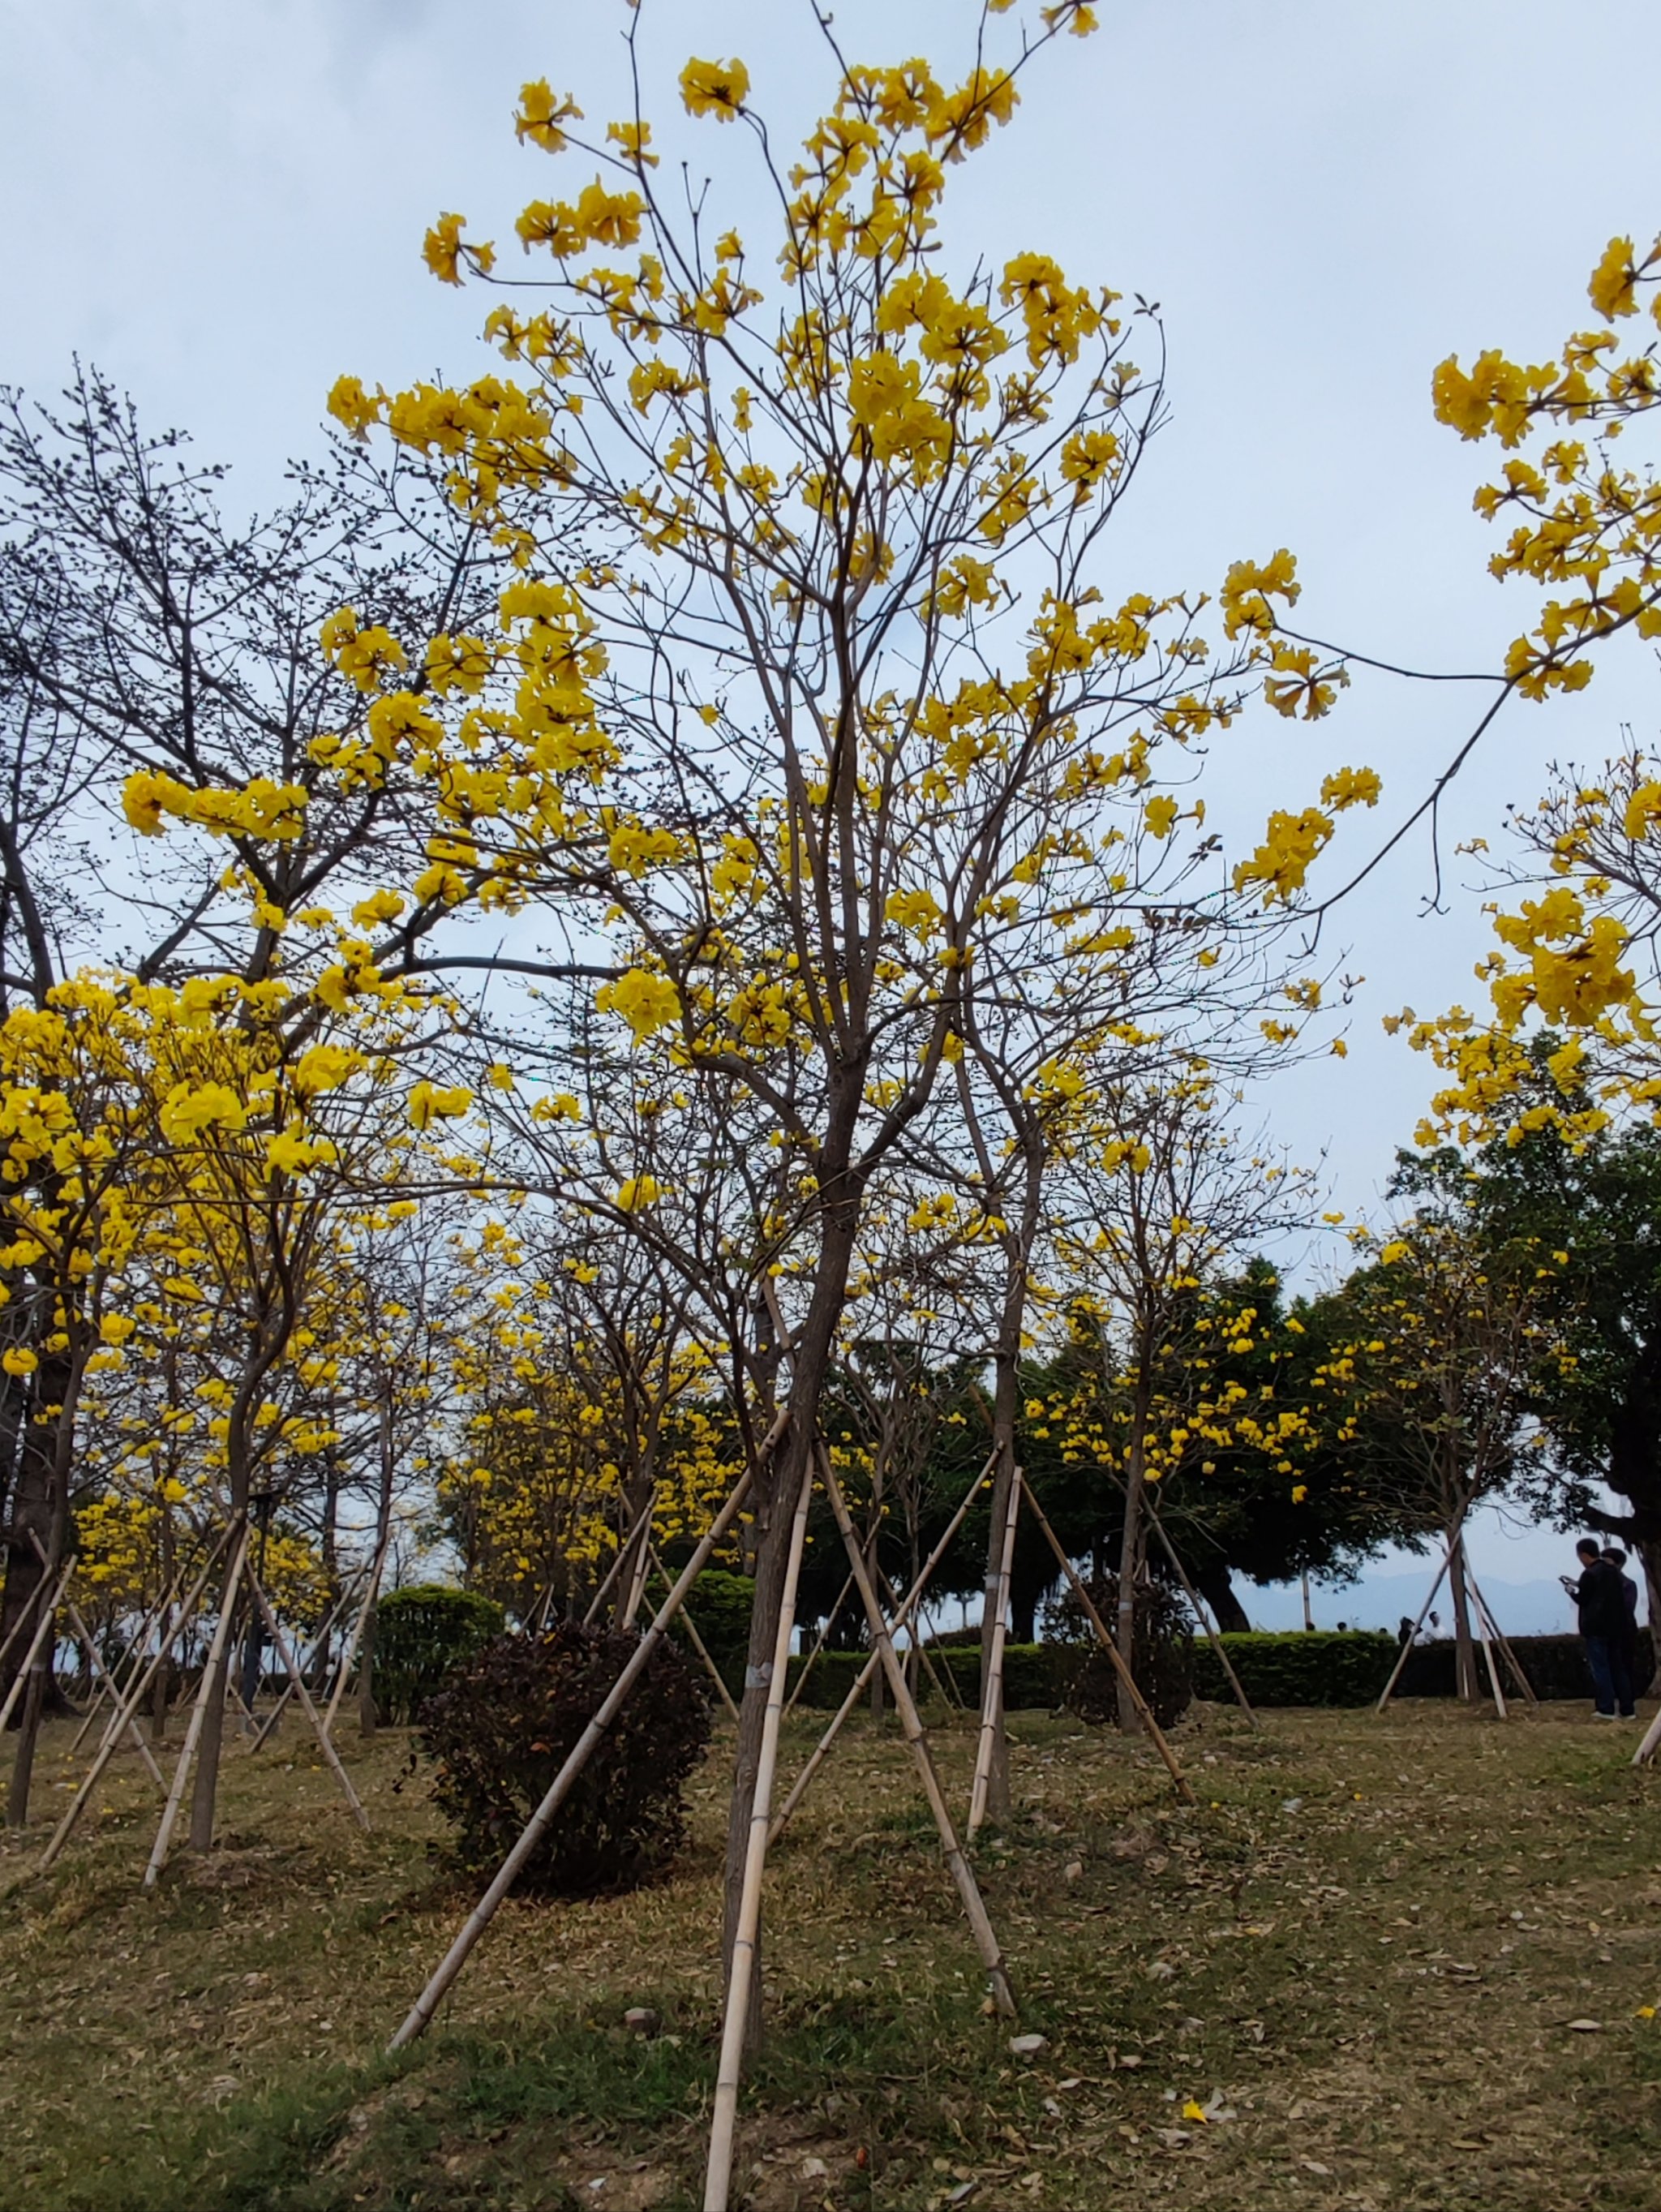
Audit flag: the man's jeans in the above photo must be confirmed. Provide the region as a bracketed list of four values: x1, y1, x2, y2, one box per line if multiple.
[1585, 1634, 1636, 1716]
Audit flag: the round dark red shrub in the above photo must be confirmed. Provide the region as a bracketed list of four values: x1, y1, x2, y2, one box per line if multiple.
[418, 1619, 712, 1896]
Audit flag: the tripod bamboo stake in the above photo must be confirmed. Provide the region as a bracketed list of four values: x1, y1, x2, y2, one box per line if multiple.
[66, 1596, 165, 1789]
[247, 1572, 370, 1830]
[70, 1572, 178, 1756]
[23, 1531, 164, 1787]
[388, 1466, 758, 2053]
[1018, 1473, 1195, 1806]
[1136, 1492, 1258, 1728]
[968, 1466, 1022, 1838]
[783, 1567, 856, 1718]
[1374, 1487, 1482, 1713]
[1467, 1574, 1539, 1707]
[1471, 1591, 1507, 1719]
[580, 1511, 646, 1629]
[770, 1450, 997, 1845]
[702, 1451, 815, 2212]
[818, 1450, 1017, 2014]
[648, 1547, 739, 1721]
[144, 1523, 251, 1888]
[322, 1529, 393, 1740]
[252, 1572, 366, 1750]
[0, 1566, 55, 1690]
[1633, 1699, 1661, 1767]
[37, 1528, 234, 1872]
[0, 1566, 70, 1737]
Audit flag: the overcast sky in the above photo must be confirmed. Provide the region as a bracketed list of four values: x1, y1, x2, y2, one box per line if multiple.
[6, 0, 1660, 1599]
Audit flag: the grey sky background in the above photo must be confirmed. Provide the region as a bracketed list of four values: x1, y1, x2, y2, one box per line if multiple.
[6, 0, 1661, 1610]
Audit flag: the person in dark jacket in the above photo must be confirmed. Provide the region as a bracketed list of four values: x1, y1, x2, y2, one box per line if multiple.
[1561, 1538, 1634, 1718]
[1603, 1545, 1642, 1711]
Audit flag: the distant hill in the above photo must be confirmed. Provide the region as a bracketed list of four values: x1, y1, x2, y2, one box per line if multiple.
[1234, 1568, 1628, 1638]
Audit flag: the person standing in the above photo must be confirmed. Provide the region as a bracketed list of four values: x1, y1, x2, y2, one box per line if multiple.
[1602, 1545, 1643, 1713]
[1561, 1539, 1633, 1719]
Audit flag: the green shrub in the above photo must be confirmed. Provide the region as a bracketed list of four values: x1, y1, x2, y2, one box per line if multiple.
[372, 1584, 504, 1725]
[1191, 1630, 1398, 1707]
[679, 1569, 755, 1690]
[419, 1621, 711, 1895]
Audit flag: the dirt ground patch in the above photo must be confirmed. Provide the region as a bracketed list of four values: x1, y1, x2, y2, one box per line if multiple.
[0, 1699, 1657, 2210]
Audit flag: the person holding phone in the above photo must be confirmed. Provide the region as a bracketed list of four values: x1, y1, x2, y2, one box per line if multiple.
[1563, 1538, 1635, 1719]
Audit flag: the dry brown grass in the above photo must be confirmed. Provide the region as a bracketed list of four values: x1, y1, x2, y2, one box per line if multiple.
[0, 1694, 1657, 2210]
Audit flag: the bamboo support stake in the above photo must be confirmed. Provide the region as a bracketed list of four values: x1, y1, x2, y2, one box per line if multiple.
[649, 1548, 739, 1722]
[1471, 1593, 1507, 1719]
[144, 1525, 251, 1888]
[582, 1503, 651, 1630]
[322, 1531, 393, 1740]
[247, 1572, 370, 1830]
[1468, 1575, 1539, 1707]
[24, 1532, 165, 1785]
[875, 1564, 957, 1711]
[0, 1568, 69, 1737]
[0, 1568, 53, 1690]
[389, 1469, 757, 2052]
[65, 1597, 165, 1789]
[252, 1573, 364, 1750]
[819, 1450, 1017, 2017]
[71, 1578, 169, 1757]
[702, 1456, 815, 2212]
[1140, 1497, 1259, 1728]
[968, 1467, 1022, 1838]
[1633, 1700, 1661, 1767]
[1374, 1490, 1481, 1713]
[770, 1451, 996, 1845]
[37, 1531, 234, 1873]
[783, 1568, 856, 1719]
[1019, 1474, 1196, 1806]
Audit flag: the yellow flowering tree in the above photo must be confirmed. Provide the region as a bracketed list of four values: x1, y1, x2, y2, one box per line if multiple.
[320, 0, 1368, 1989]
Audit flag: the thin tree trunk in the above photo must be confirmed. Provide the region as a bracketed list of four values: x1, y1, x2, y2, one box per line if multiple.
[1448, 1531, 1478, 1705]
[360, 1395, 394, 1740]
[1115, 1363, 1154, 1735]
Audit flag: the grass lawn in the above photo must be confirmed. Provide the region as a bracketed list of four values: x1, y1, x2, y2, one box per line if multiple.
[0, 1696, 1657, 2211]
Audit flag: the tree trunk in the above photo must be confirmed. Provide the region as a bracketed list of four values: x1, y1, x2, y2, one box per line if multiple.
[5, 1339, 84, 1823]
[187, 1576, 238, 1853]
[1447, 1531, 1478, 1704]
[1115, 1364, 1154, 1735]
[360, 1395, 396, 1739]
[719, 1181, 856, 2048]
[1638, 1540, 1661, 1696]
[1193, 1561, 1251, 1634]
[719, 1427, 808, 2053]
[0, 1351, 62, 1713]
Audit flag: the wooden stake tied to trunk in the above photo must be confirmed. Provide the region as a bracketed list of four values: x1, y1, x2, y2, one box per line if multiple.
[817, 1450, 1017, 2018]
[247, 1572, 371, 1830]
[38, 1524, 237, 1875]
[770, 1449, 996, 1846]
[144, 1523, 251, 1888]
[968, 1468, 1022, 1838]
[701, 1454, 815, 2212]
[1017, 1475, 1195, 1806]
[388, 1465, 760, 2053]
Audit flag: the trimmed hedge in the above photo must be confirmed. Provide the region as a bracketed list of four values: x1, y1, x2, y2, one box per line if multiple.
[1192, 1630, 1397, 1707]
[373, 1584, 505, 1725]
[1191, 1626, 1659, 1707]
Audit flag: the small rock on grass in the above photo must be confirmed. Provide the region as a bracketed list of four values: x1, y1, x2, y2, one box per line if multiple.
[1008, 2033, 1049, 2057]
